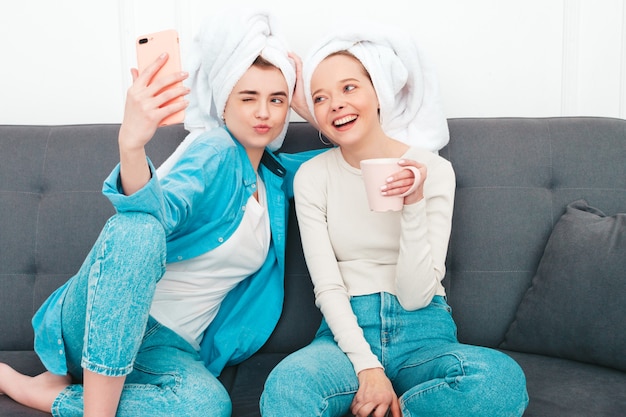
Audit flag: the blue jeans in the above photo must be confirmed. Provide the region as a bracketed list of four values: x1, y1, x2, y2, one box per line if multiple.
[51, 213, 231, 417]
[261, 293, 528, 417]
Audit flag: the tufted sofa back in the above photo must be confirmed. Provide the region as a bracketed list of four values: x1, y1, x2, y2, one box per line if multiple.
[442, 117, 626, 345]
[0, 124, 184, 350]
[1, 118, 625, 354]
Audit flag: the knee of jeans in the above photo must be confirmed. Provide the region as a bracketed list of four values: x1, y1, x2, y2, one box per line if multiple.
[262, 362, 306, 403]
[106, 213, 166, 255]
[108, 212, 163, 235]
[497, 353, 529, 406]
[180, 395, 231, 417]
[262, 367, 288, 399]
[181, 373, 232, 417]
[467, 350, 529, 410]
[195, 390, 231, 417]
[260, 376, 286, 414]
[487, 350, 527, 387]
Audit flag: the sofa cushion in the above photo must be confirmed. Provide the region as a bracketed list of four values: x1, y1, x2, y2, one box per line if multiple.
[503, 350, 626, 417]
[501, 199, 626, 370]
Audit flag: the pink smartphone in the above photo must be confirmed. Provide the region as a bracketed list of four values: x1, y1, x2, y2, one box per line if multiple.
[136, 29, 185, 126]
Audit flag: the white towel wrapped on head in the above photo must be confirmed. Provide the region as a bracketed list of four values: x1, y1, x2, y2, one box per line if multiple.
[302, 21, 449, 153]
[157, 7, 295, 178]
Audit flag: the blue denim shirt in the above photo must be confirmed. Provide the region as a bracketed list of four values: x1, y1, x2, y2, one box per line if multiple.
[32, 127, 323, 377]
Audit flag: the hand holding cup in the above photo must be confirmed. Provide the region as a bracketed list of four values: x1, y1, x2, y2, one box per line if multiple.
[360, 158, 422, 212]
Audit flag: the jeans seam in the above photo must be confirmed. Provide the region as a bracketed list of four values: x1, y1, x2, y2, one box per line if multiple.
[399, 379, 450, 416]
[143, 319, 164, 339]
[400, 353, 467, 411]
[132, 362, 184, 394]
[51, 386, 79, 417]
[81, 357, 134, 377]
[398, 351, 467, 396]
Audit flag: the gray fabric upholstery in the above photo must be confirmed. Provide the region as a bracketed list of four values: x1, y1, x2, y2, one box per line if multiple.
[0, 124, 185, 352]
[1, 118, 625, 416]
[507, 351, 626, 417]
[501, 199, 626, 370]
[441, 118, 626, 347]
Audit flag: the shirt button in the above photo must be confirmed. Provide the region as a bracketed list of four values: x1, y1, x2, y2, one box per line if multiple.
[177, 256, 183, 261]
[218, 237, 224, 243]
[57, 339, 62, 345]
[59, 350, 64, 355]
[251, 184, 256, 189]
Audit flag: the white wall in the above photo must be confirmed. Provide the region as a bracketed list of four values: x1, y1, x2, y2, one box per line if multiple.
[1, 0, 624, 125]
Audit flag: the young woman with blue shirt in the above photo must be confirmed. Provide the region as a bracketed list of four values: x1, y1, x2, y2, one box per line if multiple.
[0, 9, 327, 417]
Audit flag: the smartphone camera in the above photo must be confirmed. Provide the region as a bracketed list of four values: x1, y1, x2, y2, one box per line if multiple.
[138, 37, 149, 44]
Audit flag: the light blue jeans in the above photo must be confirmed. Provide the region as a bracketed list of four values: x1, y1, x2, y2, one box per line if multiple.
[261, 293, 528, 417]
[51, 213, 231, 417]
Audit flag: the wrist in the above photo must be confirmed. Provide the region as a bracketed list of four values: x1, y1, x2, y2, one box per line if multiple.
[357, 367, 385, 378]
[118, 125, 148, 154]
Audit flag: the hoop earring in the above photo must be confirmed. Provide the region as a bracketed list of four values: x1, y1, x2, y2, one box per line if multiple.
[318, 130, 332, 146]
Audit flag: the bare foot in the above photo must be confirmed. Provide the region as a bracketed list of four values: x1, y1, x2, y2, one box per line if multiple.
[0, 363, 71, 412]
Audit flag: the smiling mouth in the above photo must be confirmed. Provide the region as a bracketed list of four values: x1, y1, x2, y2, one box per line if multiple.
[333, 115, 357, 127]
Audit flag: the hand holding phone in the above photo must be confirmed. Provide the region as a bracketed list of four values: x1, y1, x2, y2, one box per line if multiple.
[135, 29, 185, 126]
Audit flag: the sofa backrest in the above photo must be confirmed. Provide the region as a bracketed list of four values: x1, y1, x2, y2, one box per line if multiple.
[1, 118, 624, 354]
[0, 124, 185, 350]
[442, 117, 626, 347]
[266, 118, 626, 351]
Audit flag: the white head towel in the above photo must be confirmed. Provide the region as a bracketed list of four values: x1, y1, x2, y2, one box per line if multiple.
[156, 7, 295, 178]
[302, 21, 449, 153]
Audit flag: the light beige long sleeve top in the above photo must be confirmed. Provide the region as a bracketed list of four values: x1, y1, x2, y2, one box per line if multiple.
[293, 146, 456, 374]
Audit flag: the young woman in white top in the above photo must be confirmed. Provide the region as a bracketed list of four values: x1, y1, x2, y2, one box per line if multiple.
[261, 25, 529, 417]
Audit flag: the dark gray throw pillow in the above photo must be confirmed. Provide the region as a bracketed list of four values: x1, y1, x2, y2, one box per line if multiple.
[500, 199, 626, 371]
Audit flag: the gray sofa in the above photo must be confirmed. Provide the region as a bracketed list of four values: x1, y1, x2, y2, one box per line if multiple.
[1, 117, 625, 416]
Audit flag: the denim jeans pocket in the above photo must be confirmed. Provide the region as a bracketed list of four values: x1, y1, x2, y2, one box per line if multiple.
[127, 361, 183, 392]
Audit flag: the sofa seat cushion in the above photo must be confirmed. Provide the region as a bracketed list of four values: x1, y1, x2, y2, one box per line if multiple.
[505, 350, 626, 417]
[501, 199, 626, 370]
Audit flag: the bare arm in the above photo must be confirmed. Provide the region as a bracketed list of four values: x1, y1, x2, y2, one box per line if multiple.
[118, 53, 189, 195]
[83, 371, 125, 417]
